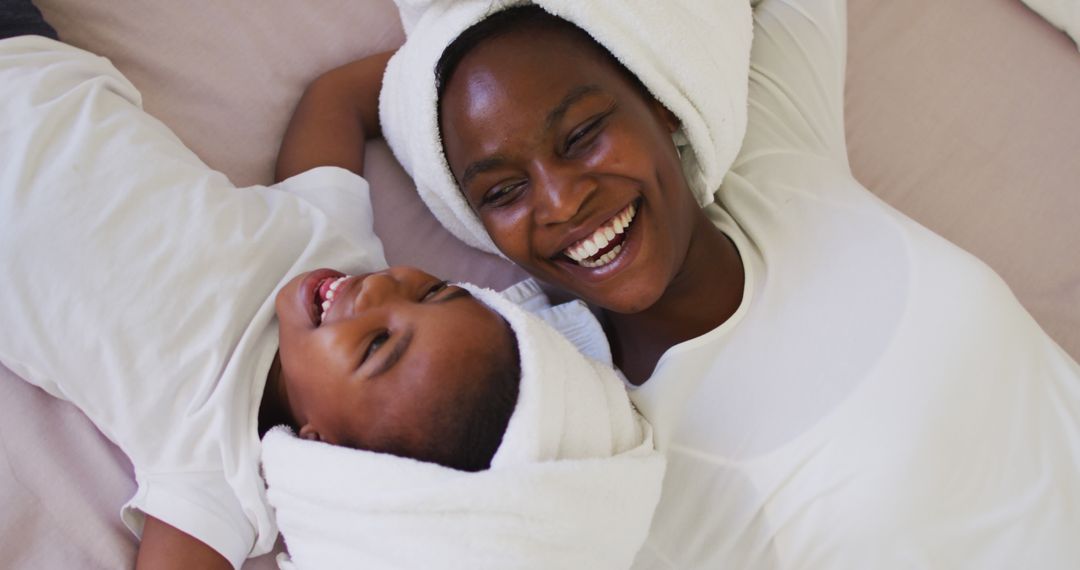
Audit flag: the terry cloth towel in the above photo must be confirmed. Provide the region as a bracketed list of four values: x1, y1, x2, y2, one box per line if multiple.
[380, 0, 755, 255]
[1021, 0, 1080, 47]
[261, 280, 665, 570]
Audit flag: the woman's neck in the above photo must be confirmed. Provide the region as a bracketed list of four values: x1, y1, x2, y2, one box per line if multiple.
[605, 212, 744, 385]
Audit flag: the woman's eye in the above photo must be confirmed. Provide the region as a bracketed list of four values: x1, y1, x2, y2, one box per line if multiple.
[423, 281, 448, 301]
[566, 120, 600, 150]
[363, 331, 389, 363]
[566, 110, 612, 153]
[483, 181, 525, 207]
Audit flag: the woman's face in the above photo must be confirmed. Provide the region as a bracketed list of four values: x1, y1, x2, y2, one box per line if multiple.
[439, 25, 700, 314]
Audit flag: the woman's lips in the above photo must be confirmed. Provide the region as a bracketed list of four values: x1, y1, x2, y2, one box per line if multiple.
[554, 199, 643, 282]
[559, 199, 640, 268]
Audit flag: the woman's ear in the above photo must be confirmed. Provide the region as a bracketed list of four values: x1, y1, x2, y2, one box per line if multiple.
[299, 424, 322, 442]
[652, 98, 681, 134]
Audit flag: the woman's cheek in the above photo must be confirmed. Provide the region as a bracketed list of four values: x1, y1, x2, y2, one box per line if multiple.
[586, 133, 620, 170]
[483, 206, 530, 260]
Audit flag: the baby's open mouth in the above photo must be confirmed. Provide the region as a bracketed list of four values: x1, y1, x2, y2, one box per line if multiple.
[561, 200, 638, 269]
[314, 275, 351, 324]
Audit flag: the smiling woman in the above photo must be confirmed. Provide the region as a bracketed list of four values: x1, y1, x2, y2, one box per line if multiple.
[380, 0, 1080, 567]
[436, 5, 745, 382]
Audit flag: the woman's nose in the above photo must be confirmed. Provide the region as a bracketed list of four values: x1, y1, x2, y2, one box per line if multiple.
[532, 163, 596, 226]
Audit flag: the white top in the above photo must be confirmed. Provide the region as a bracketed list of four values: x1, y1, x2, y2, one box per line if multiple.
[629, 1, 1080, 568]
[0, 37, 386, 568]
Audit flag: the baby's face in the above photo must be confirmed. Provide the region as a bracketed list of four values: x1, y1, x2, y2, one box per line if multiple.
[275, 266, 514, 454]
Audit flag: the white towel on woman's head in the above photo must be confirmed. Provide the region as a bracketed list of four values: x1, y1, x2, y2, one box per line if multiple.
[380, 0, 754, 255]
[262, 281, 664, 570]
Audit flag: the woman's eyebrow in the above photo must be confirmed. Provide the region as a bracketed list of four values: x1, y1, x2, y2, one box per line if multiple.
[544, 84, 603, 132]
[462, 154, 510, 188]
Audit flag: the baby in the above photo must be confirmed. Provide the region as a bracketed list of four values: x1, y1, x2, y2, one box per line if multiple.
[265, 266, 521, 474]
[0, 4, 526, 568]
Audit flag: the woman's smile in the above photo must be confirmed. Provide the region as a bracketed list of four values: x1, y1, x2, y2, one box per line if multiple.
[559, 199, 637, 267]
[551, 198, 644, 283]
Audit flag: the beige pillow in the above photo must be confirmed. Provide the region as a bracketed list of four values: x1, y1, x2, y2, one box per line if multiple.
[37, 0, 527, 292]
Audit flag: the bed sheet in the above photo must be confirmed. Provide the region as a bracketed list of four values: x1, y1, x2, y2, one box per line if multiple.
[2, 0, 1078, 567]
[846, 0, 1080, 356]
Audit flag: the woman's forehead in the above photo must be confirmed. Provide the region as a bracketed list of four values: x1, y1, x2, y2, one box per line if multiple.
[447, 24, 621, 99]
[440, 38, 628, 145]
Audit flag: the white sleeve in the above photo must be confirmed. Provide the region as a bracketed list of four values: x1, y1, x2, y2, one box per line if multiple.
[273, 166, 383, 257]
[123, 473, 256, 570]
[736, 0, 849, 167]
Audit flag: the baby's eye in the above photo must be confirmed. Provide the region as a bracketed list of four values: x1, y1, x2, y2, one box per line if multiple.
[423, 281, 449, 301]
[363, 331, 389, 363]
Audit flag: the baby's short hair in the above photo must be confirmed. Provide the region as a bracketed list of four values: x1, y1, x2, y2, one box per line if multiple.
[405, 331, 520, 472]
[340, 331, 521, 472]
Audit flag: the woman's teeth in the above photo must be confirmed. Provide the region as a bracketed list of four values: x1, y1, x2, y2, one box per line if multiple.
[579, 244, 622, 268]
[563, 201, 637, 268]
[319, 276, 350, 323]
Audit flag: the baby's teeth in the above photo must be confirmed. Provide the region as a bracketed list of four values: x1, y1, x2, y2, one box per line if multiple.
[322, 300, 330, 311]
[326, 289, 335, 300]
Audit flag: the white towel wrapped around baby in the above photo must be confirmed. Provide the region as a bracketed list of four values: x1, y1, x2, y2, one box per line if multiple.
[261, 281, 665, 570]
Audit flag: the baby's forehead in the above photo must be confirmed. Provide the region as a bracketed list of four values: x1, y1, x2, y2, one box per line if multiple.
[441, 287, 521, 368]
[466, 293, 519, 354]
[435, 286, 519, 356]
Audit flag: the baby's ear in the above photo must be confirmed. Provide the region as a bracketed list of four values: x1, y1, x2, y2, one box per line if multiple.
[298, 424, 322, 442]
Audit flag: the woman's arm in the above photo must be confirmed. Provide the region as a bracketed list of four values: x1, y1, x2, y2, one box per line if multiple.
[274, 50, 395, 183]
[135, 516, 232, 570]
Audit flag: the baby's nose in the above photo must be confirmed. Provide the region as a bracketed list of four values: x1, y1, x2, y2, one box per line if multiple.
[354, 271, 407, 309]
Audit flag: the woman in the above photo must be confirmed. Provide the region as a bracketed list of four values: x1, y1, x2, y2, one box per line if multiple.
[305, 0, 1080, 566]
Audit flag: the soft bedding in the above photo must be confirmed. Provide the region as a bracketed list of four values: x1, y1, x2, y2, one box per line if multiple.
[2, 0, 1079, 567]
